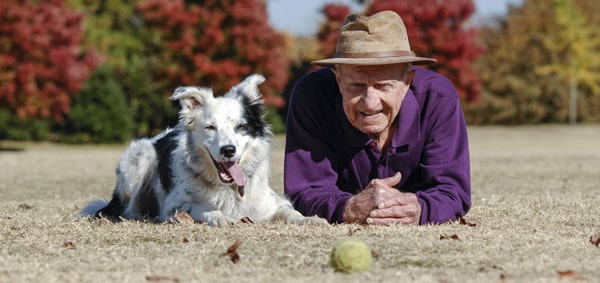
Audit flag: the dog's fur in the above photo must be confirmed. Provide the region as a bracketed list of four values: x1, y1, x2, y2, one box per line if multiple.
[81, 74, 327, 226]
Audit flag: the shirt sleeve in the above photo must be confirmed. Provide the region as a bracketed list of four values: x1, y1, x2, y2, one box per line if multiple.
[283, 70, 352, 223]
[412, 76, 471, 224]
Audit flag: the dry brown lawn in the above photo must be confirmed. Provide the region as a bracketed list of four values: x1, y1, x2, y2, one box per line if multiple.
[1, 126, 599, 283]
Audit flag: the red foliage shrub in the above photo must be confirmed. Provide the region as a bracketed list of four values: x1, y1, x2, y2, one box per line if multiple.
[0, 0, 100, 121]
[135, 0, 289, 107]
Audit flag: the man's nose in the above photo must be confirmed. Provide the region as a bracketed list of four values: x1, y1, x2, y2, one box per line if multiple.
[361, 88, 380, 109]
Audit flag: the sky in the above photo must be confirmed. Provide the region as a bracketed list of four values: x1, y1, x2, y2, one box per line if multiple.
[267, 0, 524, 36]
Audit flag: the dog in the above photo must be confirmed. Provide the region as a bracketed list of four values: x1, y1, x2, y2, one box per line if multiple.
[81, 74, 327, 226]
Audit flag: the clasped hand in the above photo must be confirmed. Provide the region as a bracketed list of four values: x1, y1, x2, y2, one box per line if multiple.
[342, 172, 421, 225]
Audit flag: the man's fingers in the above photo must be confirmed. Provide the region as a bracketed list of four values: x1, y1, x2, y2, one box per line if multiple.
[376, 191, 416, 209]
[379, 172, 402, 187]
[366, 216, 416, 225]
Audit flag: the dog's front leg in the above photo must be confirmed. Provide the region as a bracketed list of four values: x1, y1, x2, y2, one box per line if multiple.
[188, 203, 237, 227]
[166, 202, 236, 227]
[273, 204, 329, 225]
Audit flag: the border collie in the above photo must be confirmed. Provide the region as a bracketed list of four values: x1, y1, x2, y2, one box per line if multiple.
[81, 74, 327, 226]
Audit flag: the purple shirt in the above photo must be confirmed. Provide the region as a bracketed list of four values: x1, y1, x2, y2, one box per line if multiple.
[284, 67, 471, 224]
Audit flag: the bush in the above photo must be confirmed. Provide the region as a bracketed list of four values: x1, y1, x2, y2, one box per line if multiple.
[59, 65, 133, 143]
[0, 110, 52, 141]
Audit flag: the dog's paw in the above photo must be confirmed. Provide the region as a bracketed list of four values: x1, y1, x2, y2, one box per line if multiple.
[202, 212, 237, 227]
[287, 215, 329, 226]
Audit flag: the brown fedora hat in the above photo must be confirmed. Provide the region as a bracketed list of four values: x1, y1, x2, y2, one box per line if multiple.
[312, 10, 436, 66]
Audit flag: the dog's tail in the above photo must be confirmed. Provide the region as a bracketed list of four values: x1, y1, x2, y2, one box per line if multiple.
[80, 199, 110, 217]
[80, 189, 128, 218]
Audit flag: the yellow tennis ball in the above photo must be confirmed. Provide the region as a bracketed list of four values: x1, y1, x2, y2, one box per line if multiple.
[330, 238, 372, 273]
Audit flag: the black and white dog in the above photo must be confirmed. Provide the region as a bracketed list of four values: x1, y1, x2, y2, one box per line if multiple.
[81, 74, 327, 226]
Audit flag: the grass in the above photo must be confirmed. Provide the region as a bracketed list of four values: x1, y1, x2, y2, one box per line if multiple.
[1, 126, 599, 283]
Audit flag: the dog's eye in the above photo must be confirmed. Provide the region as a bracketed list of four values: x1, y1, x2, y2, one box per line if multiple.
[237, 123, 248, 131]
[204, 125, 215, 130]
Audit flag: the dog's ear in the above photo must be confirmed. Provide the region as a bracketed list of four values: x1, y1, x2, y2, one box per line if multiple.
[170, 86, 213, 129]
[170, 86, 213, 110]
[226, 74, 265, 104]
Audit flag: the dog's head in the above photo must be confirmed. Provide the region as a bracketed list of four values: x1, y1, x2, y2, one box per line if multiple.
[170, 74, 270, 196]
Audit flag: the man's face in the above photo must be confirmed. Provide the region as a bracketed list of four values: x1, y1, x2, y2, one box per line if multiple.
[334, 64, 412, 137]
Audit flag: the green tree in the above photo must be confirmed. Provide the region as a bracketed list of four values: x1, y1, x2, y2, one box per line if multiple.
[469, 0, 600, 124]
[535, 0, 600, 124]
[68, 0, 175, 137]
[60, 65, 133, 143]
[70, 0, 289, 137]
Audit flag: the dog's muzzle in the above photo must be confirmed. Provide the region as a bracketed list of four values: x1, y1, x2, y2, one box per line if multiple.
[209, 146, 247, 197]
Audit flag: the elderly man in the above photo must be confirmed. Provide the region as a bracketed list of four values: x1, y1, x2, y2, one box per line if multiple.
[284, 10, 471, 225]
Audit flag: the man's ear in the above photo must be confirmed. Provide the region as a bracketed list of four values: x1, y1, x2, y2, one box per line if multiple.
[331, 67, 344, 86]
[405, 70, 416, 86]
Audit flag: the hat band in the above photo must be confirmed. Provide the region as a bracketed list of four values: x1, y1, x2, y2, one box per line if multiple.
[334, 50, 413, 58]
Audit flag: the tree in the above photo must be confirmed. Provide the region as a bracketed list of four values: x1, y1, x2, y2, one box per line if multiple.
[315, 0, 483, 102]
[470, 0, 600, 124]
[60, 65, 133, 143]
[135, 0, 290, 107]
[535, 0, 600, 124]
[0, 0, 100, 122]
[316, 4, 352, 61]
[69, 0, 289, 136]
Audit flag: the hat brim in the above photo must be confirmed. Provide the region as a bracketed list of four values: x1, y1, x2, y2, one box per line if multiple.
[311, 56, 436, 67]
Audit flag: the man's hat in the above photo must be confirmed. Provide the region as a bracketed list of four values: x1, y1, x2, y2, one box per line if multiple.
[312, 10, 436, 67]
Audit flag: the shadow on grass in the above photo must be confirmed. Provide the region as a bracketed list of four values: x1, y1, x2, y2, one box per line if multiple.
[0, 146, 24, 152]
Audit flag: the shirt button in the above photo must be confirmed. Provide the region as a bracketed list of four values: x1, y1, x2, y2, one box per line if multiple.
[369, 142, 376, 148]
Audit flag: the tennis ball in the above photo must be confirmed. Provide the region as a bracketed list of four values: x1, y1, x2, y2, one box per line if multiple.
[330, 238, 372, 273]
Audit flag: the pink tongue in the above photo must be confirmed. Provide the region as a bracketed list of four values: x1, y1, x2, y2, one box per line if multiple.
[224, 162, 246, 187]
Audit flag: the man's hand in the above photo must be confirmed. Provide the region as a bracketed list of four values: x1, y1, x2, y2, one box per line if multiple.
[342, 172, 421, 225]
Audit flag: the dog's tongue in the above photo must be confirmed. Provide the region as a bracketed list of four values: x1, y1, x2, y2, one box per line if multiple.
[224, 162, 246, 187]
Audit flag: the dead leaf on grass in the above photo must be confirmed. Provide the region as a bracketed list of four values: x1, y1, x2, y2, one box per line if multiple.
[182, 237, 189, 243]
[238, 217, 254, 224]
[347, 227, 362, 236]
[173, 211, 194, 224]
[0, 215, 12, 221]
[62, 241, 76, 250]
[477, 265, 503, 272]
[440, 234, 460, 240]
[221, 239, 242, 263]
[18, 203, 32, 210]
[145, 275, 179, 282]
[557, 270, 586, 280]
[589, 233, 600, 247]
[458, 216, 477, 227]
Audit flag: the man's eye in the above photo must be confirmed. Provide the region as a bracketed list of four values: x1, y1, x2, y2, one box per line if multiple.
[237, 124, 248, 131]
[205, 125, 215, 130]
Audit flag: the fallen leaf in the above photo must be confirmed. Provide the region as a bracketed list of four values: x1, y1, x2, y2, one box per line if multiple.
[145, 275, 179, 282]
[477, 265, 503, 272]
[238, 217, 254, 224]
[221, 240, 242, 263]
[458, 216, 477, 227]
[440, 234, 460, 240]
[18, 203, 32, 210]
[174, 211, 194, 224]
[347, 227, 361, 236]
[182, 237, 189, 243]
[589, 234, 600, 247]
[557, 270, 586, 280]
[62, 241, 76, 250]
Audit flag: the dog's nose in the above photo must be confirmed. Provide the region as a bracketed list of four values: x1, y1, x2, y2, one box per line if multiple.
[220, 145, 236, 158]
